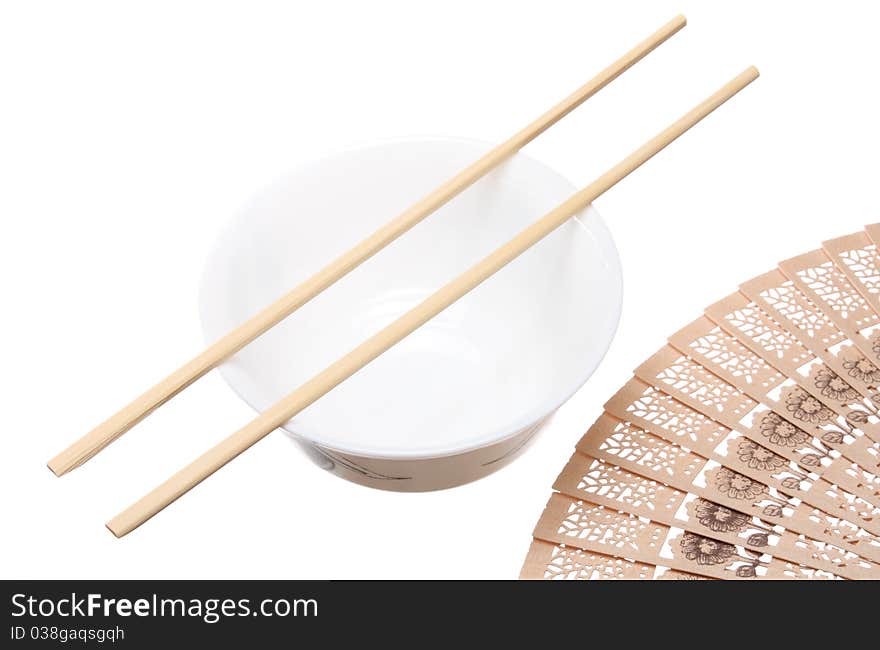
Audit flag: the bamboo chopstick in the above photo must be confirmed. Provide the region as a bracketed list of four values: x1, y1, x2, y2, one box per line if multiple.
[46, 16, 686, 477]
[106, 66, 759, 537]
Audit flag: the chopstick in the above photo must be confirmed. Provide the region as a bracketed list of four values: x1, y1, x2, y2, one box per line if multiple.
[48, 15, 687, 477]
[106, 66, 760, 537]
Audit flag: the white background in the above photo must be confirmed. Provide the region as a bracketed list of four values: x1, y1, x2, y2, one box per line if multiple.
[1, 1, 878, 579]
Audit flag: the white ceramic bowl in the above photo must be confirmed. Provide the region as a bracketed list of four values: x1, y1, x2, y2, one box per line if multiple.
[200, 137, 622, 490]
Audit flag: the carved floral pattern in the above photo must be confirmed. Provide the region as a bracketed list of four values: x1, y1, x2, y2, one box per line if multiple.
[813, 367, 861, 402]
[693, 499, 750, 533]
[758, 412, 809, 447]
[843, 356, 880, 385]
[736, 439, 787, 472]
[714, 468, 767, 501]
[680, 533, 735, 566]
[785, 389, 835, 424]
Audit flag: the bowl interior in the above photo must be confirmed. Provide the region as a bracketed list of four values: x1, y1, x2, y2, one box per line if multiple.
[200, 138, 622, 458]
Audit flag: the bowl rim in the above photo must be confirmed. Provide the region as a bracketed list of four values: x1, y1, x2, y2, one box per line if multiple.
[202, 135, 623, 460]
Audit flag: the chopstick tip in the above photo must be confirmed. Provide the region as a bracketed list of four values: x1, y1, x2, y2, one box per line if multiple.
[47, 458, 66, 477]
[731, 66, 760, 89]
[105, 520, 125, 539]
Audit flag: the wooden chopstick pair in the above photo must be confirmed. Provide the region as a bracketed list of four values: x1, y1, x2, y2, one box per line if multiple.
[48, 15, 686, 479]
[48, 15, 758, 536]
